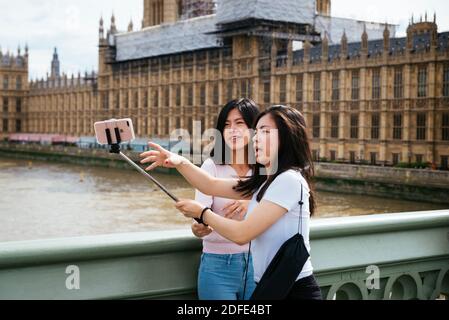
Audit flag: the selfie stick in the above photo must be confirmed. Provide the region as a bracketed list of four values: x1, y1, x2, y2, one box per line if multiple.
[106, 128, 179, 203]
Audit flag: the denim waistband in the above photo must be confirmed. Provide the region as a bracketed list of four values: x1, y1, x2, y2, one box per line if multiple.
[202, 252, 251, 262]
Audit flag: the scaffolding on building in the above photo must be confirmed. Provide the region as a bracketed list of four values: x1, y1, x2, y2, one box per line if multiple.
[180, 0, 217, 20]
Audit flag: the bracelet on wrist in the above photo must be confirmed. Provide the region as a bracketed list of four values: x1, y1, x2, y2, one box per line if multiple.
[199, 207, 210, 227]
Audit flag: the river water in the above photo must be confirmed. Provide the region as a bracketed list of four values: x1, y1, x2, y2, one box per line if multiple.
[0, 158, 446, 243]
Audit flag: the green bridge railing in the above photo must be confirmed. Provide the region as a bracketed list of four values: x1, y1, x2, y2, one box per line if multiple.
[0, 210, 448, 300]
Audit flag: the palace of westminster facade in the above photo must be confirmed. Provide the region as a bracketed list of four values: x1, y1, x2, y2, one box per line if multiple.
[1, 0, 449, 169]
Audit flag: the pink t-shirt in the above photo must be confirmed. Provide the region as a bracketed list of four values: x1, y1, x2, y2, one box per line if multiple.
[195, 158, 252, 255]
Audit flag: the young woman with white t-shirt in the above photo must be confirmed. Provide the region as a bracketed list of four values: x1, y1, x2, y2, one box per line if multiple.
[191, 98, 260, 300]
[140, 105, 323, 300]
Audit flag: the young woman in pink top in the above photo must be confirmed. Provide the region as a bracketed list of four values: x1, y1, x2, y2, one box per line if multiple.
[191, 98, 260, 300]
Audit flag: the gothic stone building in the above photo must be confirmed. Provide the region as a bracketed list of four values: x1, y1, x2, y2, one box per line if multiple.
[0, 46, 28, 137]
[2, 0, 449, 169]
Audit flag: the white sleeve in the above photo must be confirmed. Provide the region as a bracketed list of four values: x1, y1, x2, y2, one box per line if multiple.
[194, 159, 216, 208]
[262, 171, 308, 211]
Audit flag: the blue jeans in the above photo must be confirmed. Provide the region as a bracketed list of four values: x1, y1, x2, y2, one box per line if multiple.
[198, 253, 256, 300]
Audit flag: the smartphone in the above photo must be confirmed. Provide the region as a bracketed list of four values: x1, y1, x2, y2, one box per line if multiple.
[94, 118, 135, 145]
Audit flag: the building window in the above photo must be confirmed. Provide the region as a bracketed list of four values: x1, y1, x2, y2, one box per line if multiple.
[124, 91, 129, 109]
[392, 153, 400, 166]
[143, 90, 149, 108]
[370, 153, 377, 165]
[351, 71, 360, 100]
[296, 75, 303, 103]
[330, 150, 336, 161]
[134, 91, 139, 109]
[415, 154, 424, 164]
[115, 92, 120, 109]
[312, 150, 319, 161]
[312, 114, 320, 138]
[152, 89, 159, 108]
[163, 87, 170, 107]
[227, 81, 233, 102]
[263, 80, 270, 104]
[2, 119, 8, 132]
[443, 65, 449, 97]
[200, 84, 206, 106]
[443, 64, 449, 97]
[331, 113, 339, 139]
[187, 85, 193, 106]
[3, 97, 8, 113]
[372, 69, 381, 100]
[350, 114, 359, 139]
[416, 113, 427, 140]
[332, 72, 340, 101]
[213, 83, 219, 105]
[417, 66, 427, 98]
[442, 113, 449, 141]
[313, 73, 321, 102]
[3, 75, 9, 90]
[16, 76, 22, 90]
[441, 156, 449, 170]
[394, 67, 403, 99]
[15, 119, 21, 132]
[16, 98, 22, 113]
[350, 151, 356, 164]
[241, 79, 252, 99]
[393, 113, 403, 140]
[279, 76, 287, 104]
[102, 93, 109, 110]
[172, 86, 179, 107]
[371, 113, 380, 140]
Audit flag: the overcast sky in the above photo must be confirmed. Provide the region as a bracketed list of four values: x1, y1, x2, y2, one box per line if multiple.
[0, 0, 448, 79]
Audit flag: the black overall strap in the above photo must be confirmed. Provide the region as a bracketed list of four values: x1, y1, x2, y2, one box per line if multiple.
[298, 183, 304, 235]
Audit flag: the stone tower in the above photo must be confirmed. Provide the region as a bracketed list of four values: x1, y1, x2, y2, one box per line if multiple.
[317, 0, 331, 16]
[143, 0, 180, 27]
[50, 47, 60, 78]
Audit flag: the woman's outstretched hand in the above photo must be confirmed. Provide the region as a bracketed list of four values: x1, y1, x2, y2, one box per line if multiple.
[139, 142, 186, 171]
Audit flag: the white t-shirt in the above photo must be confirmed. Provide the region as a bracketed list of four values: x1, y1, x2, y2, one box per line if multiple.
[246, 169, 314, 282]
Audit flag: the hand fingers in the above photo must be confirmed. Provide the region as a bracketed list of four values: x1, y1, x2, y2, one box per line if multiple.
[193, 223, 209, 233]
[140, 156, 158, 165]
[145, 162, 160, 172]
[224, 202, 240, 216]
[148, 142, 163, 151]
[223, 201, 237, 211]
[225, 205, 245, 219]
[139, 150, 159, 158]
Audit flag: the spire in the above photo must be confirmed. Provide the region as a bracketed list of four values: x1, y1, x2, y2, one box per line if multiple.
[341, 30, 348, 58]
[51, 47, 60, 78]
[322, 32, 329, 61]
[383, 23, 390, 52]
[99, 16, 104, 40]
[361, 24, 369, 56]
[110, 13, 117, 34]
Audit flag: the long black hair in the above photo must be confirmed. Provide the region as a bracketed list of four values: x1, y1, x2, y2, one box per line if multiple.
[210, 98, 260, 165]
[234, 105, 317, 216]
